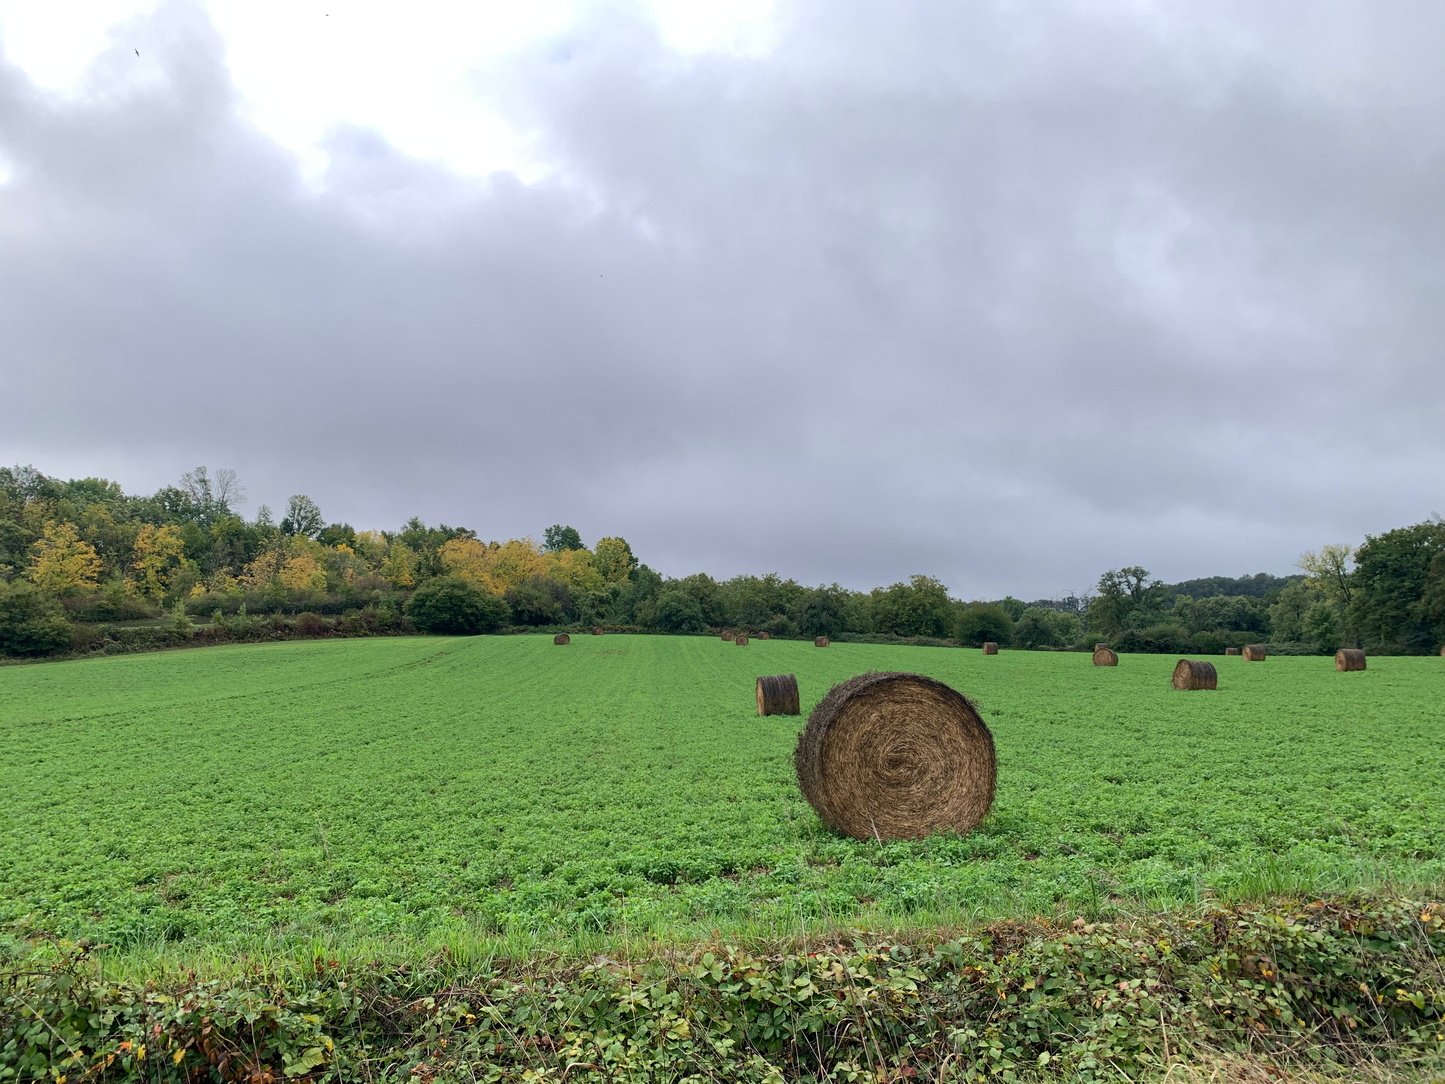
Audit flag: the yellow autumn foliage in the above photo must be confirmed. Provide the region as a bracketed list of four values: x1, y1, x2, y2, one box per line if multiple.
[129, 524, 186, 601]
[29, 521, 103, 594]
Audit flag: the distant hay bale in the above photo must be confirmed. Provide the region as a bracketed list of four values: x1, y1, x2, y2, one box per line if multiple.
[794, 672, 995, 841]
[1243, 644, 1267, 661]
[1092, 647, 1118, 666]
[1172, 659, 1217, 690]
[592, 626, 604, 636]
[735, 634, 749, 646]
[982, 642, 999, 655]
[554, 633, 570, 646]
[1095, 643, 1109, 651]
[1335, 648, 1367, 672]
[721, 631, 735, 641]
[756, 674, 801, 716]
[1440, 644, 1445, 657]
[1224, 647, 1240, 656]
[758, 631, 771, 640]
[815, 635, 830, 647]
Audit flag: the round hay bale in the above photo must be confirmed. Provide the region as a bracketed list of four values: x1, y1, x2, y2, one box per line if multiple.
[554, 633, 570, 646]
[1335, 648, 1367, 672]
[1092, 647, 1118, 666]
[794, 672, 995, 841]
[735, 634, 749, 646]
[982, 642, 999, 655]
[1242, 644, 1267, 661]
[756, 674, 801, 716]
[1172, 659, 1217, 690]
[592, 626, 604, 636]
[1224, 647, 1240, 656]
[721, 630, 735, 642]
[758, 631, 771, 640]
[814, 635, 830, 647]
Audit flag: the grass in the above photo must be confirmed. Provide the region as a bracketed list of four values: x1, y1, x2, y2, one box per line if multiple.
[1, 635, 1442, 973]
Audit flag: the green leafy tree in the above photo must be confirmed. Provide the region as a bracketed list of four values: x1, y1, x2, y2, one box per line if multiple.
[955, 603, 1014, 647]
[280, 495, 325, 539]
[870, 575, 952, 637]
[653, 588, 706, 633]
[1305, 602, 1341, 654]
[1013, 607, 1062, 649]
[593, 537, 638, 583]
[405, 576, 509, 634]
[505, 575, 574, 625]
[1345, 521, 1445, 651]
[543, 525, 584, 552]
[0, 581, 72, 656]
[1086, 566, 1166, 636]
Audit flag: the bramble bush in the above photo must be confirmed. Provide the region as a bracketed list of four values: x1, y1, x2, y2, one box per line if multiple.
[2, 895, 1441, 1082]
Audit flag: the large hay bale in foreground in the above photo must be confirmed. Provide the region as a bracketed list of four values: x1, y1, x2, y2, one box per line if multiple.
[982, 642, 999, 655]
[814, 635, 830, 647]
[1092, 647, 1118, 666]
[794, 672, 995, 841]
[1243, 644, 1267, 661]
[1224, 647, 1240, 656]
[1335, 648, 1367, 672]
[735, 634, 749, 646]
[756, 674, 800, 716]
[1172, 659, 1217, 690]
[721, 630, 735, 642]
[554, 633, 570, 645]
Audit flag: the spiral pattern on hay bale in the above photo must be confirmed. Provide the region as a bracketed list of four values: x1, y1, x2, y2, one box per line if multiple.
[721, 631, 735, 642]
[982, 642, 999, 655]
[553, 633, 570, 645]
[794, 671, 996, 841]
[1243, 644, 1267, 661]
[1224, 647, 1240, 655]
[814, 635, 830, 647]
[735, 634, 749, 646]
[1092, 647, 1118, 666]
[1335, 648, 1367, 672]
[1172, 659, 1217, 690]
[756, 674, 800, 716]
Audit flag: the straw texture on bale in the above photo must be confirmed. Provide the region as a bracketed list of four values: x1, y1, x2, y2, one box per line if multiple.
[1243, 644, 1267, 661]
[756, 674, 801, 716]
[1335, 648, 1367, 672]
[1224, 647, 1240, 656]
[1092, 647, 1118, 666]
[758, 631, 771, 640]
[735, 634, 749, 646]
[982, 642, 999, 655]
[721, 631, 735, 641]
[814, 636, 830, 647]
[553, 633, 570, 646]
[1172, 659, 1217, 690]
[592, 626, 604, 636]
[794, 672, 995, 841]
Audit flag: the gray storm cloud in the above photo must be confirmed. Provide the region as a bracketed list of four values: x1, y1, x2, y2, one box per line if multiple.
[1, 0, 1441, 598]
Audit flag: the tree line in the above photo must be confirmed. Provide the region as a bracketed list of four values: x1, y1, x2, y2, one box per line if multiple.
[1, 464, 1441, 658]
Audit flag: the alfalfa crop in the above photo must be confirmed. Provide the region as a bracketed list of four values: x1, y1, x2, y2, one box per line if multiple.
[793, 671, 995, 841]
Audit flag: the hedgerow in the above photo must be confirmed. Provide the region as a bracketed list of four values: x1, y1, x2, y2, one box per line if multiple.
[4, 896, 1441, 1082]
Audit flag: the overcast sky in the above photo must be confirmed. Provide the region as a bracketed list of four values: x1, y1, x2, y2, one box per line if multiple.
[1, 1, 1441, 599]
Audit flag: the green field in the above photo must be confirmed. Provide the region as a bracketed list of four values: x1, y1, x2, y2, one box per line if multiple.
[1, 635, 1442, 964]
